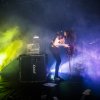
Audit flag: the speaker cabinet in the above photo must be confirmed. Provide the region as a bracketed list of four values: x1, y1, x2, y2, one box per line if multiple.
[19, 54, 46, 82]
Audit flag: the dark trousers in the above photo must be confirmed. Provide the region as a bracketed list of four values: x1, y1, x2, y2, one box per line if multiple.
[50, 46, 61, 78]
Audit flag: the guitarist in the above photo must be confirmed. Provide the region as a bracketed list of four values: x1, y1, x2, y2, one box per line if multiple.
[50, 31, 69, 81]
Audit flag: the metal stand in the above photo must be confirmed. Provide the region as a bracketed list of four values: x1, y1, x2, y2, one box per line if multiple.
[68, 54, 71, 73]
[68, 54, 72, 77]
[67, 46, 74, 77]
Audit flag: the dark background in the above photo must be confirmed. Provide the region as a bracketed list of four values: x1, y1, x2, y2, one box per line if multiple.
[0, 0, 100, 33]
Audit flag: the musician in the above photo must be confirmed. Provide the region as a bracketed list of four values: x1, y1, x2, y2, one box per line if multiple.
[50, 31, 69, 81]
[63, 30, 76, 56]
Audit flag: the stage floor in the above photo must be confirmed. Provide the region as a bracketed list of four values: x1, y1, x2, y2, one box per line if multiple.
[0, 73, 100, 100]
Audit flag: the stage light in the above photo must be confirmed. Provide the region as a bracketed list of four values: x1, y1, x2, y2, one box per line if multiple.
[0, 54, 6, 66]
[0, 26, 24, 71]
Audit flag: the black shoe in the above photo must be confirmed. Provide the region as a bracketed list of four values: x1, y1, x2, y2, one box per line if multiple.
[54, 76, 64, 81]
[54, 77, 61, 81]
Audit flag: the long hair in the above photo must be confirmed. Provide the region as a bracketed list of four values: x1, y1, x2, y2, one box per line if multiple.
[64, 29, 77, 55]
[64, 29, 76, 44]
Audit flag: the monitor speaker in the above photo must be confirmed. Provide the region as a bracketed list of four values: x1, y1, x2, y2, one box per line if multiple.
[19, 54, 46, 82]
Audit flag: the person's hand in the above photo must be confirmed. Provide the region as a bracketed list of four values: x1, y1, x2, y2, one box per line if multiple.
[64, 44, 70, 48]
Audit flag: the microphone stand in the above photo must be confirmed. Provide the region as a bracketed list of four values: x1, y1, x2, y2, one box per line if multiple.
[67, 45, 74, 78]
[68, 53, 72, 77]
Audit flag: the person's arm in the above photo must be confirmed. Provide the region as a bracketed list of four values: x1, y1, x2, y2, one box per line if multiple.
[58, 43, 70, 48]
